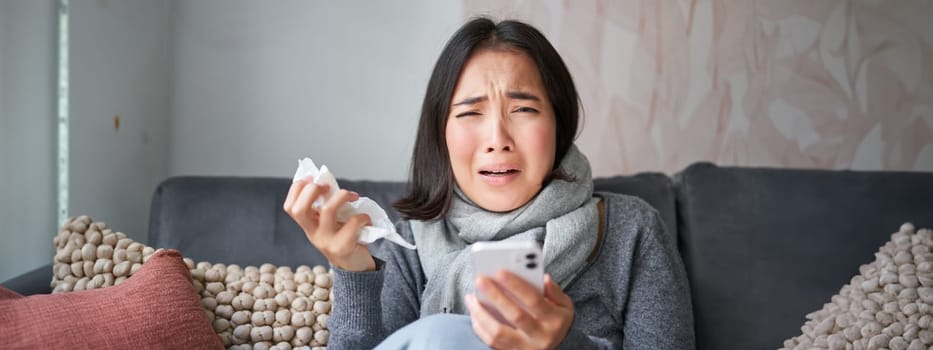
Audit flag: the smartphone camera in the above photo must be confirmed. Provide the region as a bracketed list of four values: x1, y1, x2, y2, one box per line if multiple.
[525, 252, 537, 269]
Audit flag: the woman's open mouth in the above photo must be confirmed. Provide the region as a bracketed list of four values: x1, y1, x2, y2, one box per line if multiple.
[478, 168, 521, 186]
[479, 169, 520, 176]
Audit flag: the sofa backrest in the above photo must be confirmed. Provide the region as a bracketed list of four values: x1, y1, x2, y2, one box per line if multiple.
[148, 173, 678, 269]
[675, 162, 933, 350]
[148, 176, 407, 268]
[594, 173, 678, 244]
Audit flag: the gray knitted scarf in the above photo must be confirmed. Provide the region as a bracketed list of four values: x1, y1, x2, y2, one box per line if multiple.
[410, 145, 599, 317]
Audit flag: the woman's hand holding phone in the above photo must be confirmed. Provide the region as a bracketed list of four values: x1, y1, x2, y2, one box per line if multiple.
[466, 242, 575, 349]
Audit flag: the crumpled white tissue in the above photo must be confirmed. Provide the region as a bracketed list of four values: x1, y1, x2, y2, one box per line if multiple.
[292, 158, 416, 250]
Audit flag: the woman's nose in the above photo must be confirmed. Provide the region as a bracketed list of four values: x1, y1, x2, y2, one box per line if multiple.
[484, 113, 514, 153]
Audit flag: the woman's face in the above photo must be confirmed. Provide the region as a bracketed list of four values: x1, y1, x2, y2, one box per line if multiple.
[446, 48, 557, 212]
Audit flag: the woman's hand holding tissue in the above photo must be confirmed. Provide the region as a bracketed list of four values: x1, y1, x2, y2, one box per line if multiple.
[283, 179, 377, 272]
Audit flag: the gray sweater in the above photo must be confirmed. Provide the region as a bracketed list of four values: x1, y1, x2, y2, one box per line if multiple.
[329, 193, 696, 349]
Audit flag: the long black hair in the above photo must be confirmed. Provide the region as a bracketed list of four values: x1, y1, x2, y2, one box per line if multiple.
[393, 17, 581, 221]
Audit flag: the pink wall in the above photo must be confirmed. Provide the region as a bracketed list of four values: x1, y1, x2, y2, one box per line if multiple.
[463, 0, 933, 175]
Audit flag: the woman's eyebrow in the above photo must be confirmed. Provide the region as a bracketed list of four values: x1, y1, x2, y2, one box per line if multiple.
[453, 96, 487, 106]
[453, 91, 540, 106]
[506, 91, 540, 101]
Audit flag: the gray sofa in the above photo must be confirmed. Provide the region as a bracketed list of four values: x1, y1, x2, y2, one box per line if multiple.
[4, 162, 933, 350]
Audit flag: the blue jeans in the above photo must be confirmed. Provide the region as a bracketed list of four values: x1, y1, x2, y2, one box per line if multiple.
[374, 314, 492, 350]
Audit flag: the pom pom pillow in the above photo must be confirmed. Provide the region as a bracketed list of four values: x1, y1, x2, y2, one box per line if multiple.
[781, 223, 933, 350]
[49, 216, 334, 350]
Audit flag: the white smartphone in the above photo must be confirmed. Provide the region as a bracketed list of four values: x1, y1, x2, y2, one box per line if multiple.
[470, 240, 544, 323]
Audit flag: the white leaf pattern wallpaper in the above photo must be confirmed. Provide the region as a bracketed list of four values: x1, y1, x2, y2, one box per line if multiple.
[462, 0, 933, 175]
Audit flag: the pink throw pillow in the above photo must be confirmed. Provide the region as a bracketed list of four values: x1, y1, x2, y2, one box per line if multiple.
[0, 249, 223, 349]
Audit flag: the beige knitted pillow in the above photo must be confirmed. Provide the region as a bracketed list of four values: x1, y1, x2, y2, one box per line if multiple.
[51, 215, 333, 350]
[781, 223, 933, 350]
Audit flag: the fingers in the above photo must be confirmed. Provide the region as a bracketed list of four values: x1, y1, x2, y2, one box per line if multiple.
[544, 274, 573, 308]
[317, 189, 358, 233]
[283, 179, 307, 212]
[494, 270, 550, 317]
[335, 213, 371, 249]
[288, 183, 328, 225]
[283, 180, 372, 271]
[477, 272, 575, 349]
[284, 181, 364, 242]
[465, 294, 521, 350]
[477, 274, 544, 337]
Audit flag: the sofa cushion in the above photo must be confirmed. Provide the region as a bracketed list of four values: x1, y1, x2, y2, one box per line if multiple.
[0, 249, 223, 349]
[676, 162, 933, 350]
[0, 264, 52, 296]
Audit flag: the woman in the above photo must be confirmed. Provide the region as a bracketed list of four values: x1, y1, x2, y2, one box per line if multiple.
[284, 17, 695, 349]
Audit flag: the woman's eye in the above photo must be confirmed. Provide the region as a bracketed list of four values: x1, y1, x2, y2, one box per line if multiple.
[455, 111, 481, 118]
[513, 107, 539, 113]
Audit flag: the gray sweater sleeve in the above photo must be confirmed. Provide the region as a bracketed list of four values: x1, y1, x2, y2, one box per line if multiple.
[620, 210, 695, 349]
[328, 221, 425, 350]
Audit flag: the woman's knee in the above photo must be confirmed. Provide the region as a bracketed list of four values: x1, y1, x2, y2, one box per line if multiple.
[377, 314, 489, 350]
[415, 313, 472, 331]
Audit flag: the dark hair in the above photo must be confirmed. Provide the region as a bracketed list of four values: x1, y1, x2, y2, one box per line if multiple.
[393, 17, 581, 221]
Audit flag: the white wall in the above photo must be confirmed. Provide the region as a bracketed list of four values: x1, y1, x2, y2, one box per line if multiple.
[2, 1, 465, 283]
[170, 0, 463, 180]
[0, 0, 58, 282]
[61, 0, 464, 258]
[68, 0, 173, 243]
